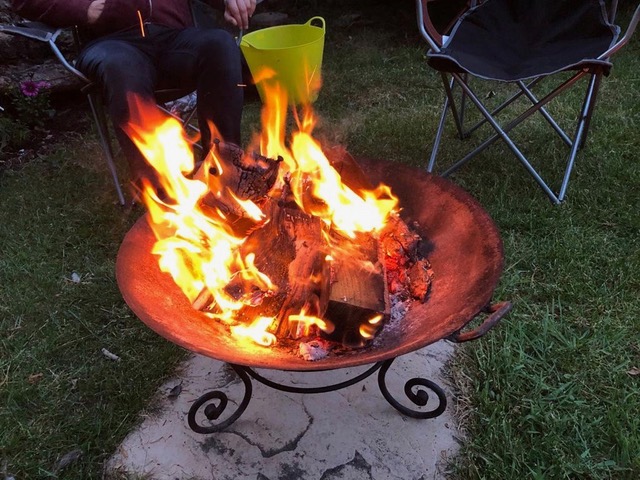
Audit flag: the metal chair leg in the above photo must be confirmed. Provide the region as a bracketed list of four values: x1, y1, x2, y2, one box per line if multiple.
[441, 73, 465, 140]
[558, 73, 600, 201]
[441, 73, 584, 179]
[450, 72, 562, 204]
[578, 72, 603, 150]
[427, 90, 451, 172]
[435, 69, 600, 204]
[86, 92, 126, 206]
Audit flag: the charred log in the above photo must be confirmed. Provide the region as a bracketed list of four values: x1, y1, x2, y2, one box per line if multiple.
[380, 215, 433, 303]
[323, 230, 389, 347]
[195, 140, 282, 218]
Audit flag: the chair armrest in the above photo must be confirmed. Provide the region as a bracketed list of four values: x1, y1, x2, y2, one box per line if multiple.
[416, 0, 444, 52]
[600, 3, 640, 59]
[0, 21, 62, 42]
[0, 21, 90, 83]
[415, 0, 472, 52]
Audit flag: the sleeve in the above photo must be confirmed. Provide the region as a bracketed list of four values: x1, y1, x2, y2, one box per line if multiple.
[201, 0, 226, 12]
[12, 0, 152, 33]
[11, 0, 95, 27]
[91, 0, 150, 32]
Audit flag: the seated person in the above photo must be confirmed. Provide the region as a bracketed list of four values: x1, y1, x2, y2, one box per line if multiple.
[10, 0, 257, 193]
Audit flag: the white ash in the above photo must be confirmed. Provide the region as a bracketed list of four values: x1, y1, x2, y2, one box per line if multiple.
[299, 339, 330, 361]
[373, 293, 409, 348]
[389, 293, 409, 323]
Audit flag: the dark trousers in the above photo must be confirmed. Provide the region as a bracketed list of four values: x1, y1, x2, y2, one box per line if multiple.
[77, 24, 244, 185]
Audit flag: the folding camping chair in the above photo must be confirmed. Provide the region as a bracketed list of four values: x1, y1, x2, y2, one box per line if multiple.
[416, 0, 640, 204]
[0, 0, 233, 205]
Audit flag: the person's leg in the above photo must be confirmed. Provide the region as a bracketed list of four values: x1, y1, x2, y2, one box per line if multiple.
[76, 35, 160, 188]
[155, 27, 244, 150]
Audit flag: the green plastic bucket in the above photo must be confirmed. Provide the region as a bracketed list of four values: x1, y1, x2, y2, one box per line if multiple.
[240, 17, 326, 105]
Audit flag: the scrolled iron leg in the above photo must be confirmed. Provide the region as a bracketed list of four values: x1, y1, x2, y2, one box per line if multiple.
[377, 358, 447, 419]
[187, 364, 253, 433]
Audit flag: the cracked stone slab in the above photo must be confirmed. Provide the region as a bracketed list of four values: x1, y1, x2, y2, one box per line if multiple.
[105, 342, 459, 480]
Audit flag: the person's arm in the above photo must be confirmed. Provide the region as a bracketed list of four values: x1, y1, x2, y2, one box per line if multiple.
[200, 0, 256, 30]
[12, 0, 149, 31]
[11, 0, 97, 27]
[87, 0, 105, 24]
[221, 0, 257, 30]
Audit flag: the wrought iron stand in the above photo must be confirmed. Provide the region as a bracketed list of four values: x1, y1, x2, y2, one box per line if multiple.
[187, 357, 447, 434]
[187, 301, 512, 434]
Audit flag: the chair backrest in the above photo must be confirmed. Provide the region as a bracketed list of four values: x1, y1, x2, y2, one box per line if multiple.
[417, 0, 474, 48]
[416, 0, 632, 53]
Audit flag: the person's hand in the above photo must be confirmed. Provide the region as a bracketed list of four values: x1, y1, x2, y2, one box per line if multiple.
[224, 0, 256, 30]
[87, 0, 106, 24]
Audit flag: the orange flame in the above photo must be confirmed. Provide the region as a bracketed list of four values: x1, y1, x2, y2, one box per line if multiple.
[125, 80, 398, 347]
[124, 96, 275, 324]
[359, 314, 384, 340]
[230, 316, 277, 346]
[289, 310, 335, 338]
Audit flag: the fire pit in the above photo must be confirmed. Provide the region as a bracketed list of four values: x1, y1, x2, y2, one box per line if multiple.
[116, 154, 511, 433]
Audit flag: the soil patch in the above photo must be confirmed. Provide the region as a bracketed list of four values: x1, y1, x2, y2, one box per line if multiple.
[1, 91, 91, 173]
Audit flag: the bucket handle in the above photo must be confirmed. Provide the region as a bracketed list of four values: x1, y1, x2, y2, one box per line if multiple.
[241, 17, 325, 49]
[306, 16, 326, 31]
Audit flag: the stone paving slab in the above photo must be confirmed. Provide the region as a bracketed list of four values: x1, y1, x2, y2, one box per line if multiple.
[105, 342, 459, 480]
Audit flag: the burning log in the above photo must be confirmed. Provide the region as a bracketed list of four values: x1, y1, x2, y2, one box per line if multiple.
[191, 145, 431, 351]
[190, 178, 393, 347]
[192, 181, 333, 340]
[324, 230, 390, 347]
[195, 140, 283, 218]
[380, 215, 434, 303]
[236, 179, 392, 345]
[232, 181, 333, 339]
[273, 203, 332, 338]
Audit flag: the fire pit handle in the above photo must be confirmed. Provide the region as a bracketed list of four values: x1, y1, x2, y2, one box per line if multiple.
[447, 301, 512, 343]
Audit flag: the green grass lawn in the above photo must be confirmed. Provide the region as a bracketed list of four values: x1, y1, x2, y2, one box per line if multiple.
[1, 0, 639, 478]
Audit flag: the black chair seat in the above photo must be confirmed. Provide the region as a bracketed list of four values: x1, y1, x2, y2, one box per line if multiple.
[415, 0, 640, 204]
[427, 0, 619, 81]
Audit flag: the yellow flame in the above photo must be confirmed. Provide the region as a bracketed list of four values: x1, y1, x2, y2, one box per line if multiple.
[227, 191, 266, 221]
[289, 131, 397, 237]
[231, 316, 277, 347]
[125, 97, 274, 322]
[125, 77, 399, 346]
[288, 311, 335, 337]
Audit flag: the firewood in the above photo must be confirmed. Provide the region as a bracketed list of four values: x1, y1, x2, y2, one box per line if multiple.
[273, 203, 331, 338]
[380, 214, 433, 302]
[211, 185, 331, 340]
[194, 140, 282, 218]
[234, 194, 297, 320]
[323, 230, 390, 347]
[188, 144, 432, 349]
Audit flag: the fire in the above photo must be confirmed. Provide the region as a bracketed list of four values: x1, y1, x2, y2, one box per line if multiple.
[125, 96, 275, 322]
[230, 316, 277, 346]
[288, 309, 335, 338]
[359, 314, 384, 340]
[125, 81, 398, 348]
[289, 129, 397, 238]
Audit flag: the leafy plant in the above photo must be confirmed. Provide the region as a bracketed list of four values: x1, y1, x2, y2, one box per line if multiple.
[0, 112, 30, 156]
[8, 79, 56, 128]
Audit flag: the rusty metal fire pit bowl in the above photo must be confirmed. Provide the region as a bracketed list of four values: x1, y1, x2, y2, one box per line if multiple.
[116, 156, 511, 433]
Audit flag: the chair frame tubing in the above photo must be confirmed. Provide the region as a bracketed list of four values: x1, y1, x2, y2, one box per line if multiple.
[417, 0, 640, 204]
[428, 70, 603, 204]
[84, 90, 127, 205]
